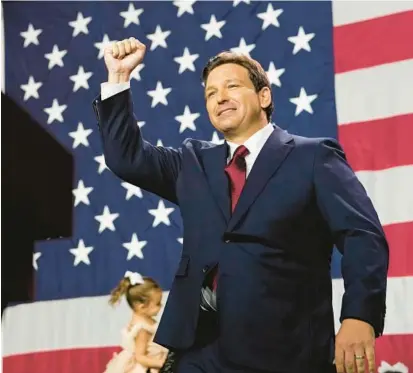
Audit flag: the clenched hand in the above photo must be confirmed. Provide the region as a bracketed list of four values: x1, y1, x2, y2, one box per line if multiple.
[104, 37, 146, 83]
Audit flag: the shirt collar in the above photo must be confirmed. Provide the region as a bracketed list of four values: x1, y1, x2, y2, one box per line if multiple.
[226, 123, 274, 159]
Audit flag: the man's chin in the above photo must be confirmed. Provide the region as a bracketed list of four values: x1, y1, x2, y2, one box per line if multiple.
[216, 121, 239, 134]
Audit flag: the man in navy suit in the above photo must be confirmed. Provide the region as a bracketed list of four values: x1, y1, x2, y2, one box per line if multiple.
[93, 37, 389, 373]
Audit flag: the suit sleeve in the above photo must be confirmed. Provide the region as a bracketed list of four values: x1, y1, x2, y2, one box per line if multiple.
[313, 139, 389, 337]
[92, 89, 183, 204]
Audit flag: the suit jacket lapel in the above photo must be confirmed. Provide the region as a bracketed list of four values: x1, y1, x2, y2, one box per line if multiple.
[201, 142, 231, 222]
[227, 126, 295, 232]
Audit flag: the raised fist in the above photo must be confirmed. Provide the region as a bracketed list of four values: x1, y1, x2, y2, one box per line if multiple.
[104, 37, 146, 82]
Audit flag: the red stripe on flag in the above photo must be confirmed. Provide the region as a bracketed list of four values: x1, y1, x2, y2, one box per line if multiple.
[338, 114, 413, 172]
[4, 335, 413, 372]
[334, 10, 413, 73]
[2, 346, 120, 373]
[384, 222, 413, 277]
[376, 334, 413, 371]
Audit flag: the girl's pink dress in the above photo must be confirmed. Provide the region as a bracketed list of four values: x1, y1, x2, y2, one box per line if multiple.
[103, 321, 167, 373]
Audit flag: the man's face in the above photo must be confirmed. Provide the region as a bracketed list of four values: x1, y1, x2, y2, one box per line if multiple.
[205, 63, 267, 138]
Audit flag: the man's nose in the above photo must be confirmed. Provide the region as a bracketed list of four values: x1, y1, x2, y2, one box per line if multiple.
[216, 89, 229, 103]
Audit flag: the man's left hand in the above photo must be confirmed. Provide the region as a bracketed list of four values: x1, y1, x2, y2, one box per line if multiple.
[335, 319, 376, 373]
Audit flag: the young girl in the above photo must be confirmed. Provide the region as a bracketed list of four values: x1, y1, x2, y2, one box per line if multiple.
[104, 271, 168, 373]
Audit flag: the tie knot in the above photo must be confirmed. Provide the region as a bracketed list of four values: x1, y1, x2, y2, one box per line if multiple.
[233, 145, 249, 160]
[226, 145, 249, 172]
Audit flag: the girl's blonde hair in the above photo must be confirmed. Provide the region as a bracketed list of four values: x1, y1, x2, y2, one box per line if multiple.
[109, 275, 161, 309]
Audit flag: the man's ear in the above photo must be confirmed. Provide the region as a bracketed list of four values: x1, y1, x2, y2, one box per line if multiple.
[259, 87, 272, 110]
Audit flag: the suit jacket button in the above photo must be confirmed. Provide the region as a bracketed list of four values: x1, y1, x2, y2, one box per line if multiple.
[202, 266, 209, 273]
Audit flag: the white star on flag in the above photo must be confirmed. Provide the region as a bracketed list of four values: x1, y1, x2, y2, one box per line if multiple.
[174, 47, 199, 74]
[69, 12, 92, 37]
[123, 233, 147, 260]
[156, 139, 164, 147]
[288, 26, 315, 55]
[257, 3, 283, 30]
[231, 38, 255, 57]
[94, 154, 109, 174]
[121, 182, 143, 200]
[94, 34, 116, 59]
[120, 3, 144, 28]
[177, 238, 184, 244]
[20, 76, 42, 101]
[20, 23, 42, 47]
[233, 0, 250, 6]
[266, 62, 285, 87]
[211, 131, 224, 145]
[175, 105, 200, 133]
[44, 45, 67, 70]
[69, 66, 93, 92]
[173, 0, 196, 17]
[94, 206, 120, 233]
[147, 81, 172, 108]
[147, 25, 171, 51]
[378, 361, 408, 373]
[289, 87, 318, 116]
[44, 99, 67, 124]
[69, 122, 93, 148]
[148, 200, 175, 227]
[131, 64, 145, 81]
[69, 240, 94, 266]
[72, 180, 94, 206]
[137, 120, 146, 128]
[33, 252, 42, 271]
[201, 15, 226, 41]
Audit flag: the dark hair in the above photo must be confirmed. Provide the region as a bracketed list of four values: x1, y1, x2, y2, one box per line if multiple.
[109, 275, 161, 309]
[201, 51, 274, 122]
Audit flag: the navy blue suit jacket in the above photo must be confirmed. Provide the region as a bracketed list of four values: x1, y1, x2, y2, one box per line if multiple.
[93, 90, 389, 373]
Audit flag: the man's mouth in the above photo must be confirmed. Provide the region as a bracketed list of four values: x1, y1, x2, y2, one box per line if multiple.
[218, 108, 236, 116]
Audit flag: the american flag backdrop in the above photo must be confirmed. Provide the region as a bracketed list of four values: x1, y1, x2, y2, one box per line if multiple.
[2, 1, 413, 372]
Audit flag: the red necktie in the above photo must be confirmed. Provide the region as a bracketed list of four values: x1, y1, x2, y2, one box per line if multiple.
[225, 145, 250, 213]
[212, 145, 249, 290]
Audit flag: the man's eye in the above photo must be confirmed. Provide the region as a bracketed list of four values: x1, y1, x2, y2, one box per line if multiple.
[228, 84, 238, 88]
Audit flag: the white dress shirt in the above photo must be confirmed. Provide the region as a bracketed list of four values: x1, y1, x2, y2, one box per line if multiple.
[101, 82, 275, 175]
[101, 81, 131, 101]
[226, 124, 274, 177]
